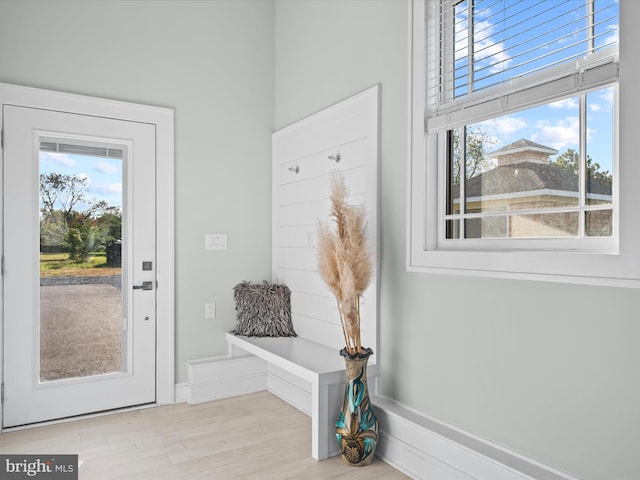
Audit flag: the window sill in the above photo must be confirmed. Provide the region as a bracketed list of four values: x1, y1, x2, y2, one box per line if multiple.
[407, 249, 640, 288]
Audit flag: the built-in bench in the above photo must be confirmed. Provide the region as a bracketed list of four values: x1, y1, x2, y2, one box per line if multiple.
[225, 333, 378, 460]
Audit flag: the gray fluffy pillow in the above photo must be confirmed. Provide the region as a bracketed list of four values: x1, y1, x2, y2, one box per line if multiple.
[232, 281, 296, 337]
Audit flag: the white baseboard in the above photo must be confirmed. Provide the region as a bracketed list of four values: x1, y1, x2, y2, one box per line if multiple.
[174, 382, 189, 403]
[181, 356, 577, 480]
[372, 395, 580, 480]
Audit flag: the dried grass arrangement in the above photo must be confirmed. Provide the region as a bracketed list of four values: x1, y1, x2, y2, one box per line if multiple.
[317, 173, 373, 357]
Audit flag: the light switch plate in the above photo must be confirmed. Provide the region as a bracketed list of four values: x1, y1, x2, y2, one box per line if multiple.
[205, 302, 216, 319]
[205, 233, 227, 250]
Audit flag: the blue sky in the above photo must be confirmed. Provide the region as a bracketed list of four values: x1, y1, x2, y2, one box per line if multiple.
[474, 86, 614, 173]
[455, 0, 619, 92]
[456, 0, 619, 175]
[40, 152, 123, 210]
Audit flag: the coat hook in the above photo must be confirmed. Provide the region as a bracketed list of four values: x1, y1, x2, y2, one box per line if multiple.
[328, 154, 341, 163]
[288, 165, 300, 174]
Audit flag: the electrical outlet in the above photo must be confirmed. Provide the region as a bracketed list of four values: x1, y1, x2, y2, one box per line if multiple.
[205, 302, 216, 319]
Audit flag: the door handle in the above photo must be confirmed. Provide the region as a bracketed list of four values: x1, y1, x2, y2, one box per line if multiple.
[133, 281, 153, 291]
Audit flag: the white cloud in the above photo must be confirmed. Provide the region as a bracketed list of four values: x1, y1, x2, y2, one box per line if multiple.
[40, 152, 75, 168]
[76, 172, 90, 183]
[454, 11, 512, 79]
[93, 183, 122, 195]
[531, 117, 579, 150]
[476, 41, 512, 74]
[479, 115, 527, 135]
[550, 98, 579, 109]
[599, 87, 614, 105]
[587, 87, 613, 113]
[474, 20, 512, 74]
[94, 160, 119, 174]
[454, 14, 469, 59]
[598, 25, 619, 48]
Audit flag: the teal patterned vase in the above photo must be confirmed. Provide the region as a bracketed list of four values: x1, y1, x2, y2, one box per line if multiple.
[335, 347, 378, 466]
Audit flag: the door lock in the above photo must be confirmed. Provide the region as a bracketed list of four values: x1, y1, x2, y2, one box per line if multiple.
[133, 281, 153, 291]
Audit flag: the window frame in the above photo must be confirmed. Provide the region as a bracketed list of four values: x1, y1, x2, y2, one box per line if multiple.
[441, 89, 617, 249]
[407, 0, 640, 287]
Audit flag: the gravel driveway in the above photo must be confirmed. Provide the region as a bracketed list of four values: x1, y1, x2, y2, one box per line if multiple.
[39, 277, 123, 381]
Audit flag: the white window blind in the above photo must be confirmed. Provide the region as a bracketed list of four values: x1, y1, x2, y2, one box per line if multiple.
[427, 0, 619, 132]
[40, 140, 124, 159]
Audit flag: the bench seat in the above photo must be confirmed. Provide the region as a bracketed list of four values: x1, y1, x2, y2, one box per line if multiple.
[226, 332, 378, 460]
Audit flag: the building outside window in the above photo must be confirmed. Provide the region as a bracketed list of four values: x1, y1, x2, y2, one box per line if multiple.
[436, 0, 618, 244]
[407, 0, 635, 284]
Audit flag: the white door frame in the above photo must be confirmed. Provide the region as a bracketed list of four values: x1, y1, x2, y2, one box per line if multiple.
[0, 82, 175, 428]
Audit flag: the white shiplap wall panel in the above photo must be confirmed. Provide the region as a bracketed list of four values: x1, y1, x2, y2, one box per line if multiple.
[275, 268, 329, 297]
[278, 225, 316, 248]
[277, 247, 317, 271]
[289, 293, 376, 358]
[278, 166, 368, 207]
[277, 137, 369, 185]
[274, 110, 371, 165]
[291, 314, 344, 348]
[273, 85, 379, 360]
[277, 192, 368, 227]
[278, 201, 327, 227]
[291, 292, 339, 323]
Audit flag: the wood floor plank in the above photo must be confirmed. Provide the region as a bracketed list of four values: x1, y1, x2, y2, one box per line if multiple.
[0, 392, 408, 479]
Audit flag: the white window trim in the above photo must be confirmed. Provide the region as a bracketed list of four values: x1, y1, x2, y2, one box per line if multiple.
[407, 0, 640, 287]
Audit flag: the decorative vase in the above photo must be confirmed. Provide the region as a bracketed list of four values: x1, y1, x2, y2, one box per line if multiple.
[335, 347, 378, 466]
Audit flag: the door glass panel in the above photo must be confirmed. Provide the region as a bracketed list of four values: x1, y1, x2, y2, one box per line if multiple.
[39, 139, 125, 382]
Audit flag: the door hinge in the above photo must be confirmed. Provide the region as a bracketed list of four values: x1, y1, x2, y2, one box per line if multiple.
[1, 383, 4, 404]
[1, 128, 4, 149]
[1, 256, 4, 276]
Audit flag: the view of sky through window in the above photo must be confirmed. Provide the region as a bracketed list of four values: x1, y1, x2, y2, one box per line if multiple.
[453, 0, 619, 96]
[40, 152, 123, 210]
[470, 86, 614, 177]
[441, 0, 619, 240]
[451, 0, 618, 184]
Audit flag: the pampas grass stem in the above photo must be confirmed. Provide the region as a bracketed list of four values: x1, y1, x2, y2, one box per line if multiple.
[318, 173, 373, 356]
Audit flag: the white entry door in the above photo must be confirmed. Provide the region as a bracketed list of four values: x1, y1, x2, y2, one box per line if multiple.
[2, 105, 157, 427]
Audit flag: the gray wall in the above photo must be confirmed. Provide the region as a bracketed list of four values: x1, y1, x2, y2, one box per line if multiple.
[0, 0, 275, 382]
[1, 0, 639, 478]
[274, 1, 639, 479]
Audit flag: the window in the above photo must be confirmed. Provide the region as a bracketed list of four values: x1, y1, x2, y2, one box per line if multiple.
[446, 88, 614, 242]
[408, 0, 640, 286]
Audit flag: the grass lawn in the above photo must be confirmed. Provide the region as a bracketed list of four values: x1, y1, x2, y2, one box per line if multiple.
[40, 252, 121, 277]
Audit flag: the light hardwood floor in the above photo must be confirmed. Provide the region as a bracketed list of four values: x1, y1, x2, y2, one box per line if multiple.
[0, 391, 409, 479]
